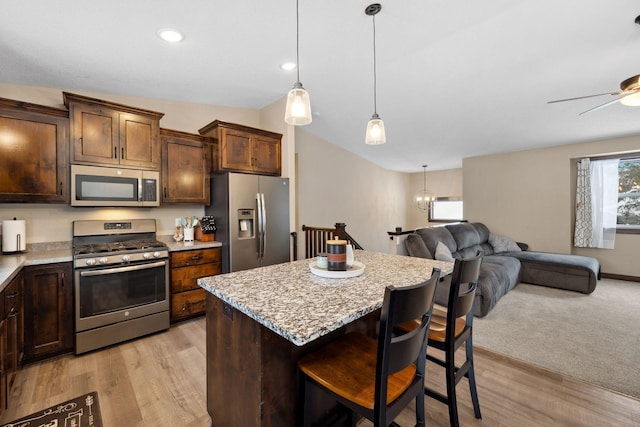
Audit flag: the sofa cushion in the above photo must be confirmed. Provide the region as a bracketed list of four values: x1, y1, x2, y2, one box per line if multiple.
[489, 233, 522, 253]
[432, 255, 521, 317]
[473, 255, 521, 317]
[446, 222, 482, 249]
[405, 233, 432, 259]
[506, 251, 599, 294]
[435, 241, 455, 262]
[416, 226, 457, 257]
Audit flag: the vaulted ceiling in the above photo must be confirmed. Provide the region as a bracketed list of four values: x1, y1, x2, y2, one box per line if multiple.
[2, 0, 640, 172]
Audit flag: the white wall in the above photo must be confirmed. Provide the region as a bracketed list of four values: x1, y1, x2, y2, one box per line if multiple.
[463, 135, 640, 276]
[295, 129, 410, 257]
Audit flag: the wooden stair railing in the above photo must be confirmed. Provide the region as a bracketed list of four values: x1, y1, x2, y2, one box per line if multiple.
[301, 223, 364, 259]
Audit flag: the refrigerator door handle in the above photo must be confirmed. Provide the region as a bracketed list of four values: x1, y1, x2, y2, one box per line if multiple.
[260, 192, 267, 258]
[256, 193, 263, 258]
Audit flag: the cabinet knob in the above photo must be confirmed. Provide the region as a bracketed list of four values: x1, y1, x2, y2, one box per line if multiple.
[121, 147, 125, 159]
[114, 147, 118, 158]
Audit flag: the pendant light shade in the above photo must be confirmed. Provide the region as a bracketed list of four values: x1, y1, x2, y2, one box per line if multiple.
[365, 113, 386, 145]
[284, 0, 312, 126]
[365, 3, 385, 145]
[285, 82, 312, 125]
[415, 165, 436, 211]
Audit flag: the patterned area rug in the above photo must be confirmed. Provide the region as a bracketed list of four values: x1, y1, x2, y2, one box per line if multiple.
[1, 391, 102, 427]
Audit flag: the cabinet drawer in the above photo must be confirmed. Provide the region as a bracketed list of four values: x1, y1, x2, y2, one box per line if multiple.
[171, 248, 221, 268]
[171, 263, 221, 293]
[171, 289, 206, 321]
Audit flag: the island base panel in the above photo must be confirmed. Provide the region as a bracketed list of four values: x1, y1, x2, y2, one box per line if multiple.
[206, 293, 365, 426]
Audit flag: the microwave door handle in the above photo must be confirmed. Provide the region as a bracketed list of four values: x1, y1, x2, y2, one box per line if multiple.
[138, 178, 143, 202]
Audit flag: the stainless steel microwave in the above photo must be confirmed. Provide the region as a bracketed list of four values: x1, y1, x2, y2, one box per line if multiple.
[71, 164, 160, 207]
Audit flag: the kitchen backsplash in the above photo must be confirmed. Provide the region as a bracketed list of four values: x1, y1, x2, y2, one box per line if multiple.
[0, 204, 204, 244]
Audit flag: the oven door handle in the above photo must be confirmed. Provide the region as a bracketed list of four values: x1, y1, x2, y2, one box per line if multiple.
[79, 260, 167, 276]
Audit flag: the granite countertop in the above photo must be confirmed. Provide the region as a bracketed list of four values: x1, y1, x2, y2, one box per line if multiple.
[158, 235, 222, 252]
[0, 237, 222, 292]
[197, 250, 454, 347]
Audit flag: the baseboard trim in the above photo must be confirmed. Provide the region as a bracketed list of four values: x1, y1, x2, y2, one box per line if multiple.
[601, 273, 640, 282]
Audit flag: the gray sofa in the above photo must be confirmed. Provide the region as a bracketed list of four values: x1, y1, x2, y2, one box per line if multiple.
[405, 222, 601, 317]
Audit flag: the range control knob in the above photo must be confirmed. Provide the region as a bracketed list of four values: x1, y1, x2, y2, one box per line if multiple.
[143, 252, 151, 259]
[122, 255, 130, 263]
[99, 257, 108, 265]
[153, 251, 161, 258]
[86, 259, 97, 266]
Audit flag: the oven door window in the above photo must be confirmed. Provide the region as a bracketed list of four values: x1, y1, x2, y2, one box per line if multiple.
[79, 263, 167, 318]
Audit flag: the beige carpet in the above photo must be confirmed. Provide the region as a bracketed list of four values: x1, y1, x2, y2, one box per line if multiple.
[473, 278, 640, 399]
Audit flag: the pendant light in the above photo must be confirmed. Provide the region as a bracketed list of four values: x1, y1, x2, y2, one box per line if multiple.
[284, 0, 312, 125]
[415, 165, 436, 211]
[365, 3, 386, 145]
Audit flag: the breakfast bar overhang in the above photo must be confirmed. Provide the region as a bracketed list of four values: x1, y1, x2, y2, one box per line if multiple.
[198, 251, 453, 426]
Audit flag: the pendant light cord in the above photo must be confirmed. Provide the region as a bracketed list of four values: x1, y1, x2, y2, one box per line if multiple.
[296, 0, 301, 83]
[372, 13, 377, 115]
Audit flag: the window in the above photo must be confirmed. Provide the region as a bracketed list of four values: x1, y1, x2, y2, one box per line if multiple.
[617, 157, 640, 230]
[429, 199, 463, 222]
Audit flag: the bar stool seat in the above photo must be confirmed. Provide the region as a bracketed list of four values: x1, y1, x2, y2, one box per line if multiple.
[299, 332, 416, 409]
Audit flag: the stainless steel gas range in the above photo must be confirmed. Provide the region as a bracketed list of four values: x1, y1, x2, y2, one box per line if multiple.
[73, 219, 170, 354]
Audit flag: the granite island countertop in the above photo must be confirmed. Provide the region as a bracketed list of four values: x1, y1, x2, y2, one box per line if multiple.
[197, 250, 454, 347]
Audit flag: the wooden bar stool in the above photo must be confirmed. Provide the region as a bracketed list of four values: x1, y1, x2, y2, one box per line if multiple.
[297, 268, 441, 427]
[426, 252, 483, 427]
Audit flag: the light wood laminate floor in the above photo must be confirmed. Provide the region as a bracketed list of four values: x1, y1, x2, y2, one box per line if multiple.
[2, 317, 639, 426]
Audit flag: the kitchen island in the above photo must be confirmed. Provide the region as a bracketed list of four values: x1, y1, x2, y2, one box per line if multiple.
[197, 250, 453, 426]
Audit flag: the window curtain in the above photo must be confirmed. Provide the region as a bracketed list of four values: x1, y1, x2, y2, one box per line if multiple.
[574, 158, 619, 249]
[574, 158, 593, 247]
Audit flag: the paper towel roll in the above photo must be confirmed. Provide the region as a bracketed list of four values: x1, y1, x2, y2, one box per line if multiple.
[2, 220, 26, 253]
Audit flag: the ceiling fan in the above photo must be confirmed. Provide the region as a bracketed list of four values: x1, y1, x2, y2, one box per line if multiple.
[548, 74, 640, 115]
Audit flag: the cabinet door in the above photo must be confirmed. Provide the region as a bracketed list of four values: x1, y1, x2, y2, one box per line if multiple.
[0, 102, 69, 203]
[70, 103, 120, 166]
[252, 134, 281, 176]
[23, 263, 73, 362]
[120, 113, 160, 169]
[219, 128, 253, 172]
[0, 318, 5, 415]
[161, 130, 210, 204]
[4, 271, 23, 391]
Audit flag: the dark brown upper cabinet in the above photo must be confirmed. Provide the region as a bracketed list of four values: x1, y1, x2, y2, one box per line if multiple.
[64, 92, 164, 170]
[0, 97, 70, 203]
[199, 120, 282, 176]
[161, 128, 211, 205]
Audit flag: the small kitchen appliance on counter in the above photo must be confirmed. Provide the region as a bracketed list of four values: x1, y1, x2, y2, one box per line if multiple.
[2, 218, 26, 253]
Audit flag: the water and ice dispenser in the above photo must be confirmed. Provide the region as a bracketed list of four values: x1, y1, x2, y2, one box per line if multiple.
[237, 209, 254, 239]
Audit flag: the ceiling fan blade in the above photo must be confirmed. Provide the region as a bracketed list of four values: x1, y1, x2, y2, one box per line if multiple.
[578, 97, 622, 115]
[547, 91, 622, 104]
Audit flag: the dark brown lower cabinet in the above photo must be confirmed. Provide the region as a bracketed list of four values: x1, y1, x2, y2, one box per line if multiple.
[23, 263, 74, 363]
[170, 248, 221, 322]
[0, 270, 24, 412]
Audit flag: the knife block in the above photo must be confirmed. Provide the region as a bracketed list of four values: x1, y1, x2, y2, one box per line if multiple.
[195, 226, 215, 242]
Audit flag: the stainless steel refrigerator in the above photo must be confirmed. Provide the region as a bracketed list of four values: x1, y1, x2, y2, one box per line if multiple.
[206, 173, 290, 273]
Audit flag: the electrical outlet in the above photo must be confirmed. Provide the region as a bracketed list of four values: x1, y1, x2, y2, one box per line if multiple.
[175, 218, 182, 227]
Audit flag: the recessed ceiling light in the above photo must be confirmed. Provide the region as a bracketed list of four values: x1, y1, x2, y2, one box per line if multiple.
[158, 28, 184, 43]
[281, 62, 296, 71]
